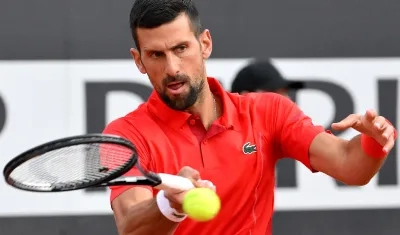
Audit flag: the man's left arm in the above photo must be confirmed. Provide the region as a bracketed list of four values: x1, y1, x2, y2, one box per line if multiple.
[309, 111, 397, 185]
[275, 94, 397, 186]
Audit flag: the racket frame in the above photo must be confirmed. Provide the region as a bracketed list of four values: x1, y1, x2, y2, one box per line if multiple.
[3, 134, 142, 192]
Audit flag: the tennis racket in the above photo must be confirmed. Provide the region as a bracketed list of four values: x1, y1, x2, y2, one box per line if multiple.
[3, 134, 194, 193]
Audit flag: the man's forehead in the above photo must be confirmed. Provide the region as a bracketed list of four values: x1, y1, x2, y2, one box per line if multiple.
[137, 14, 195, 50]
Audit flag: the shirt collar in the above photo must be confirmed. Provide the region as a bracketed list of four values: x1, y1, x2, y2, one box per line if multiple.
[147, 77, 241, 131]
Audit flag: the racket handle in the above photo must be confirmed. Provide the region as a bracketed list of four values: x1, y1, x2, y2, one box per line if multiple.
[156, 173, 195, 192]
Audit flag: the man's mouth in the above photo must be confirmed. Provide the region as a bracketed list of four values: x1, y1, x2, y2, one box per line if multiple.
[167, 82, 185, 90]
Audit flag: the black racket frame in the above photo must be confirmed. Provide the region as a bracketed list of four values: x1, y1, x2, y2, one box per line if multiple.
[3, 134, 161, 192]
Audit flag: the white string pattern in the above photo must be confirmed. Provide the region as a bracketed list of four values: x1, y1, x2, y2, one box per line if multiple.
[8, 143, 133, 191]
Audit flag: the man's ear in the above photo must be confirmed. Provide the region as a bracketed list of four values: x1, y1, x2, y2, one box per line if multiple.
[199, 29, 212, 59]
[130, 48, 146, 74]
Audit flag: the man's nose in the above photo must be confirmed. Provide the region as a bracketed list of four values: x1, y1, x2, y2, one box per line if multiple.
[164, 54, 180, 76]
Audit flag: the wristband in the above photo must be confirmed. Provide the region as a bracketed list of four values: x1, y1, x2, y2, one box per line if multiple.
[361, 134, 386, 159]
[361, 119, 398, 159]
[156, 190, 187, 222]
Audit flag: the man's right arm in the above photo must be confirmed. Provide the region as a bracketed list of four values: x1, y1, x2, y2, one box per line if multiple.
[112, 188, 179, 235]
[103, 118, 187, 235]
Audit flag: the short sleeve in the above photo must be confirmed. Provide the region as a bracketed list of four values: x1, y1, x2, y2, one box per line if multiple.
[275, 95, 325, 172]
[102, 118, 153, 203]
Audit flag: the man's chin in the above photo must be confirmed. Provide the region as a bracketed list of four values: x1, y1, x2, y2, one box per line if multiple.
[165, 90, 190, 100]
[167, 100, 190, 111]
[159, 93, 187, 110]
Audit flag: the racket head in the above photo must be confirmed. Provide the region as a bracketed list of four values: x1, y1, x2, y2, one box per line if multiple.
[3, 134, 138, 192]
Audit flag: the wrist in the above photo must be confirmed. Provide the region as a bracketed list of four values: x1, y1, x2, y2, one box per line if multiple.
[156, 190, 187, 222]
[360, 119, 398, 159]
[361, 133, 386, 159]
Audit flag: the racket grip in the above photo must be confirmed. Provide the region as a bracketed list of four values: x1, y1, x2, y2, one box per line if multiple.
[156, 173, 195, 192]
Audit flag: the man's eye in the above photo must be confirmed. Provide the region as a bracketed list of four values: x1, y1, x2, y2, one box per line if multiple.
[176, 46, 186, 53]
[150, 52, 163, 58]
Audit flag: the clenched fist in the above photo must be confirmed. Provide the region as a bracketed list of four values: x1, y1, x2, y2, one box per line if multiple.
[164, 166, 216, 213]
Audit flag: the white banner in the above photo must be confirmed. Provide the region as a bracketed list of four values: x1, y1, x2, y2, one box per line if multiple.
[0, 58, 399, 216]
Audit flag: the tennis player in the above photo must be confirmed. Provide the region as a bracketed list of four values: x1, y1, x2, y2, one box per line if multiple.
[103, 1, 397, 234]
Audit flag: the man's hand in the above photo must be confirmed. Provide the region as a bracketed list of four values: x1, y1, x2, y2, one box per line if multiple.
[164, 166, 216, 213]
[331, 109, 396, 153]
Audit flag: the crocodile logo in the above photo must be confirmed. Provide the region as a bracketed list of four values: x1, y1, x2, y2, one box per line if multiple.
[242, 142, 257, 154]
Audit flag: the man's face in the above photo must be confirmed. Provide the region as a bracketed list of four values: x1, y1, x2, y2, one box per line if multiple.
[131, 13, 212, 111]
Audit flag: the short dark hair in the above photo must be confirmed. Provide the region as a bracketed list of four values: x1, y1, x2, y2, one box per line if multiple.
[129, 0, 202, 50]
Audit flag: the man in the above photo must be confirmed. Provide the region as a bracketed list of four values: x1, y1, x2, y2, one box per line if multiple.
[103, 0, 397, 234]
[231, 60, 304, 97]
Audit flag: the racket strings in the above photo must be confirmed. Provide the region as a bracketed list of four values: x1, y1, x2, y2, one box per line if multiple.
[8, 143, 134, 190]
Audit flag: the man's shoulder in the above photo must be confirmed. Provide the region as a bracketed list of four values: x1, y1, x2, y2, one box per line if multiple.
[228, 91, 283, 102]
[227, 91, 287, 112]
[103, 102, 159, 137]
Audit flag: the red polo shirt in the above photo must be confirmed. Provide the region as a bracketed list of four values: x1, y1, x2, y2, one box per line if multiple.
[103, 77, 324, 235]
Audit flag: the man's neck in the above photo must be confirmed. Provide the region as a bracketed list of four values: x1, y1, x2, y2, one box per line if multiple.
[187, 88, 220, 129]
